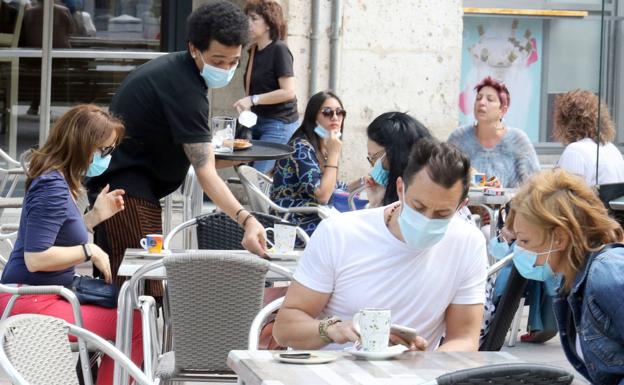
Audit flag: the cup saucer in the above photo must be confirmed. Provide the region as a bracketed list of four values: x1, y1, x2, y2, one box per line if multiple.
[344, 344, 408, 360]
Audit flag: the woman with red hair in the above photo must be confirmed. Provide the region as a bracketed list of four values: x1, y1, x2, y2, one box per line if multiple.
[448, 76, 539, 188]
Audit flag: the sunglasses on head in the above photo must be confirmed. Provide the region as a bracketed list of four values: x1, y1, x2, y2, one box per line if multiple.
[98, 145, 116, 157]
[320, 107, 347, 118]
[366, 149, 386, 167]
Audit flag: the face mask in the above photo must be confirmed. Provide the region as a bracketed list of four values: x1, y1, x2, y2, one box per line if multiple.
[513, 237, 560, 282]
[370, 154, 389, 186]
[488, 236, 512, 260]
[397, 187, 451, 250]
[197, 54, 236, 89]
[87, 152, 111, 177]
[314, 124, 341, 140]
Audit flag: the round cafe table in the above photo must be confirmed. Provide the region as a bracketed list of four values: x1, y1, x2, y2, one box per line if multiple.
[214, 140, 294, 162]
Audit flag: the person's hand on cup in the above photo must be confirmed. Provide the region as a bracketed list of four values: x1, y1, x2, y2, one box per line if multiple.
[325, 320, 360, 345]
[92, 184, 125, 224]
[242, 216, 268, 258]
[389, 332, 428, 351]
[233, 96, 253, 113]
[89, 243, 113, 284]
[485, 176, 502, 188]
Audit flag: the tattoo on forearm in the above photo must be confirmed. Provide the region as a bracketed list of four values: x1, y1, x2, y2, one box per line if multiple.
[183, 142, 210, 168]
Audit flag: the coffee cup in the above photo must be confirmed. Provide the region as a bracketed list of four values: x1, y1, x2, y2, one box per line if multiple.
[265, 223, 297, 253]
[352, 308, 391, 352]
[140, 234, 163, 254]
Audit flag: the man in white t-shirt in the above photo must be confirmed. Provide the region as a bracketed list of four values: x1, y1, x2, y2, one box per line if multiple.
[273, 139, 488, 351]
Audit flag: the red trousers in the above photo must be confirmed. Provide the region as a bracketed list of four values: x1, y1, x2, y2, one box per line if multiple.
[0, 293, 143, 385]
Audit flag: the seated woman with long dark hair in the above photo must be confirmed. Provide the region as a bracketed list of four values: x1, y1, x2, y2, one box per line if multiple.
[364, 112, 432, 207]
[271, 91, 347, 235]
[0, 105, 143, 385]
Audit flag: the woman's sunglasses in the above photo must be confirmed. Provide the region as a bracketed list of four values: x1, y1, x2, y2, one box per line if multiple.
[320, 107, 347, 118]
[99, 145, 116, 157]
[366, 150, 385, 167]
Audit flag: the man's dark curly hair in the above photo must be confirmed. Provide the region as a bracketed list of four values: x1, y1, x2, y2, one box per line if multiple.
[186, 0, 249, 52]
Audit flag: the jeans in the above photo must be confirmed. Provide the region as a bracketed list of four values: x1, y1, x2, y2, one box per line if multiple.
[252, 117, 299, 174]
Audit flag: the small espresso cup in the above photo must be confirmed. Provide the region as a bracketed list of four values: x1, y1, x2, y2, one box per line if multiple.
[140, 234, 163, 254]
[352, 308, 391, 352]
[265, 223, 297, 253]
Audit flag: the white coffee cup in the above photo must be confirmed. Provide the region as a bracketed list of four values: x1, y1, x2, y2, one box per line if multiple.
[238, 110, 258, 128]
[353, 308, 391, 352]
[265, 223, 297, 253]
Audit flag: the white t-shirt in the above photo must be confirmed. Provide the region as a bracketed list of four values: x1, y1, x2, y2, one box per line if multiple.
[293, 206, 488, 350]
[558, 138, 624, 185]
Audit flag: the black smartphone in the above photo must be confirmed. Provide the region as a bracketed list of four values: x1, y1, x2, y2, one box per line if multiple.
[279, 353, 312, 359]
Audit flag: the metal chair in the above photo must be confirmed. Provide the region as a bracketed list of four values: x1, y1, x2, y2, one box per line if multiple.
[0, 148, 25, 221]
[163, 210, 309, 250]
[235, 165, 331, 220]
[248, 296, 284, 351]
[0, 314, 153, 385]
[420, 362, 573, 385]
[479, 259, 529, 351]
[131, 251, 292, 384]
[596, 182, 624, 227]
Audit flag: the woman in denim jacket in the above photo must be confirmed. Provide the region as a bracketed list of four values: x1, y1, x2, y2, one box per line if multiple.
[507, 169, 624, 385]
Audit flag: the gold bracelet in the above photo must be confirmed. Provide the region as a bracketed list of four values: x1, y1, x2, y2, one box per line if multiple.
[325, 165, 338, 169]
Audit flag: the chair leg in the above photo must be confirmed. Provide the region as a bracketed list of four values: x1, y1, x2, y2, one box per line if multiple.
[76, 351, 100, 385]
[507, 297, 525, 347]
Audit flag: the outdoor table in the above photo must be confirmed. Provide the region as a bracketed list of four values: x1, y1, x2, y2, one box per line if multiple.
[228, 350, 522, 385]
[114, 248, 300, 385]
[214, 140, 294, 162]
[609, 195, 624, 211]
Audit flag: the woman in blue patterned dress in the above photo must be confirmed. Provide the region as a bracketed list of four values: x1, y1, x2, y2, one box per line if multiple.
[271, 91, 347, 234]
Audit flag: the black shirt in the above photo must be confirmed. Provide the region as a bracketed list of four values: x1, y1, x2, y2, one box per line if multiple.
[86, 51, 211, 203]
[246, 40, 298, 123]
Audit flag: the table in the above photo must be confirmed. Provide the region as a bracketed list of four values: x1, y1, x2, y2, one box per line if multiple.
[228, 350, 521, 385]
[114, 249, 300, 385]
[215, 140, 294, 162]
[609, 196, 624, 210]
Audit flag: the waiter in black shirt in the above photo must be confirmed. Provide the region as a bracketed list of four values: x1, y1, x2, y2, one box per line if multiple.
[86, 0, 267, 293]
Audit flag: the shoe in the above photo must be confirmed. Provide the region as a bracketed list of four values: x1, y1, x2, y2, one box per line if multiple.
[26, 107, 39, 116]
[520, 330, 558, 343]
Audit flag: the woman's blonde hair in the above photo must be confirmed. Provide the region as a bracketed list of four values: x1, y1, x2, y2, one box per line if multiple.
[26, 104, 124, 198]
[553, 89, 615, 145]
[508, 169, 623, 292]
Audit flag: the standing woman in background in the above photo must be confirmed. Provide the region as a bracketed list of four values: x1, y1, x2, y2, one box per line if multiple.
[234, 0, 299, 174]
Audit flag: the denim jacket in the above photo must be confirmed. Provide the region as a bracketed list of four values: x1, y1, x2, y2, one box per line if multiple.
[553, 244, 624, 385]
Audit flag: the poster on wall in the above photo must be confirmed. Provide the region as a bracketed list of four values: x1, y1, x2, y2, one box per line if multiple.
[459, 17, 543, 142]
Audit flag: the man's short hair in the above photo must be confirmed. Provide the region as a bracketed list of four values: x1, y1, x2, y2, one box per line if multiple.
[402, 138, 471, 201]
[186, 0, 249, 51]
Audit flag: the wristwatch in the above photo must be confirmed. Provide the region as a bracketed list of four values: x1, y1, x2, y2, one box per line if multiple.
[81, 244, 93, 262]
[251, 94, 260, 106]
[318, 316, 342, 343]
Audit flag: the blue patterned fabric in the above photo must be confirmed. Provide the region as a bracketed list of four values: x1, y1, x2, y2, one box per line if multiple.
[271, 137, 346, 235]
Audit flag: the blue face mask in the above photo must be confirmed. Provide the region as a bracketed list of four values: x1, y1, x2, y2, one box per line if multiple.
[488, 236, 512, 260]
[370, 154, 389, 186]
[314, 124, 341, 140]
[86, 152, 111, 177]
[397, 188, 452, 250]
[512, 238, 560, 282]
[197, 54, 236, 89]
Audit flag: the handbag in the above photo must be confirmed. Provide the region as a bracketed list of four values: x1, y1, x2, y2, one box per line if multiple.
[70, 275, 119, 308]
